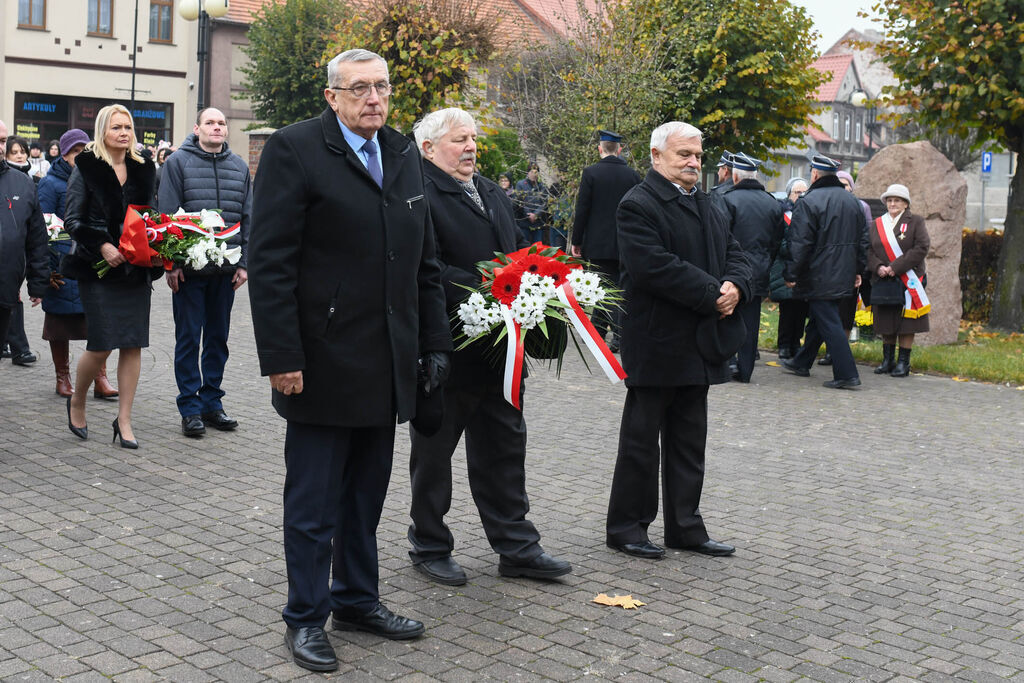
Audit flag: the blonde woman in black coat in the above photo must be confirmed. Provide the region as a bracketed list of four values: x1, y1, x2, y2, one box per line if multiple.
[63, 104, 157, 448]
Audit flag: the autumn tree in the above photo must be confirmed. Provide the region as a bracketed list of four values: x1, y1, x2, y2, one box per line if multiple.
[239, 0, 350, 128]
[323, 0, 499, 133]
[639, 0, 825, 167]
[869, 0, 1024, 330]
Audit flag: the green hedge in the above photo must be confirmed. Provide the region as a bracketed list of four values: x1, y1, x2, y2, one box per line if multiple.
[959, 229, 1002, 322]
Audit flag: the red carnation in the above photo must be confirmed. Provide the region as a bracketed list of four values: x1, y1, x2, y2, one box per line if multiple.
[167, 225, 184, 239]
[491, 263, 524, 305]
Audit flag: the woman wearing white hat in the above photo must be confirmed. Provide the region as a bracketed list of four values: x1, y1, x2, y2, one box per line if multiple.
[867, 184, 931, 377]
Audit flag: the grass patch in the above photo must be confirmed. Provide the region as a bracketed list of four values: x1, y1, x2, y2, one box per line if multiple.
[757, 302, 1024, 387]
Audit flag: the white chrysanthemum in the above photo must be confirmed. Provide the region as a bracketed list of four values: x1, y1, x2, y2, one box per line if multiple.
[510, 292, 547, 329]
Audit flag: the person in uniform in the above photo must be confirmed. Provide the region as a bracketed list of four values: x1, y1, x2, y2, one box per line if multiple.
[720, 152, 785, 383]
[406, 107, 572, 586]
[570, 130, 642, 352]
[780, 154, 868, 389]
[710, 151, 734, 194]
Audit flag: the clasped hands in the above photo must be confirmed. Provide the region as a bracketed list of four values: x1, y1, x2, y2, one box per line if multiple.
[715, 281, 740, 318]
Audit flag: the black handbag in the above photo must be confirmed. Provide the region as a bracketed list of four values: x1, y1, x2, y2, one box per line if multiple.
[871, 277, 905, 306]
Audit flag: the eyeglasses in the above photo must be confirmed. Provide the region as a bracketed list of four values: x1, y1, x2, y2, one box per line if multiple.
[330, 82, 393, 98]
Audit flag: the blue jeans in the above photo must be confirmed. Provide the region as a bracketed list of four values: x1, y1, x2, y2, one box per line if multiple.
[172, 273, 235, 416]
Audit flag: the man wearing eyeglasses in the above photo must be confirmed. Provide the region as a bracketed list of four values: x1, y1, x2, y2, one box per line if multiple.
[249, 49, 452, 673]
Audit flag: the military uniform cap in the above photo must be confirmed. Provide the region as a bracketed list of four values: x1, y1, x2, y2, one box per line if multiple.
[598, 130, 623, 142]
[809, 153, 840, 171]
[716, 151, 734, 168]
[730, 152, 761, 172]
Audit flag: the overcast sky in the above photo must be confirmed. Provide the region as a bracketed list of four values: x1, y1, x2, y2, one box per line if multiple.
[789, 0, 881, 53]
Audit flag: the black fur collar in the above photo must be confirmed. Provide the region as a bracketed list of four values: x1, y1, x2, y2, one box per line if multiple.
[74, 150, 155, 224]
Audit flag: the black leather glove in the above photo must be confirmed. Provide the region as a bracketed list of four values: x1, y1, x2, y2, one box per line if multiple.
[419, 351, 451, 396]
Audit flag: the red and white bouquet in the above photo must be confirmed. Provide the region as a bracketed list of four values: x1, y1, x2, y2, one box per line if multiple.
[456, 243, 626, 408]
[44, 214, 69, 241]
[95, 205, 241, 278]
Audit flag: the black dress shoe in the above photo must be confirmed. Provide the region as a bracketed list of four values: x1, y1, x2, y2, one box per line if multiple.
[607, 540, 665, 559]
[414, 556, 467, 586]
[671, 539, 736, 556]
[781, 359, 810, 377]
[181, 414, 206, 437]
[201, 410, 238, 431]
[777, 347, 793, 360]
[11, 351, 37, 365]
[498, 552, 572, 579]
[817, 352, 833, 366]
[0, 344, 10, 358]
[823, 377, 861, 389]
[332, 603, 424, 640]
[284, 626, 337, 672]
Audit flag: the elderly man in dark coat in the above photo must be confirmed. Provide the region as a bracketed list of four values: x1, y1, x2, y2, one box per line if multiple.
[406, 107, 572, 587]
[606, 121, 751, 561]
[570, 130, 642, 352]
[248, 49, 452, 673]
[781, 154, 868, 389]
[720, 152, 785, 383]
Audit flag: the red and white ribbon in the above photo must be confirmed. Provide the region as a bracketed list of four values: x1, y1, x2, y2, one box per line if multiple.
[875, 217, 931, 318]
[556, 283, 627, 383]
[500, 305, 525, 409]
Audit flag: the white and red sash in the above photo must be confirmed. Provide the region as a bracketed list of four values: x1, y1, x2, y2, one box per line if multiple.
[875, 216, 930, 319]
[783, 211, 792, 226]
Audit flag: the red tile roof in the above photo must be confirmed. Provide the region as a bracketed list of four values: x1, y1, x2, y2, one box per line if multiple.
[810, 53, 854, 103]
[807, 124, 836, 144]
[224, 0, 283, 24]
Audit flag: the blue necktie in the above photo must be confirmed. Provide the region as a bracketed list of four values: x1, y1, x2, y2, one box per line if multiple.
[362, 139, 383, 188]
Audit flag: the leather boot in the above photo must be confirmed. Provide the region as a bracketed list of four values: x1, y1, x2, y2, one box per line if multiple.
[890, 347, 912, 377]
[94, 363, 119, 398]
[50, 340, 73, 397]
[874, 344, 895, 374]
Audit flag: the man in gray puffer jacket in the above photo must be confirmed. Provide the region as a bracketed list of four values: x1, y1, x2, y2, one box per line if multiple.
[158, 108, 251, 437]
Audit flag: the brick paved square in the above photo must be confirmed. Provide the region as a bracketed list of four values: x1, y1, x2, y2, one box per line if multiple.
[2, 287, 1021, 680]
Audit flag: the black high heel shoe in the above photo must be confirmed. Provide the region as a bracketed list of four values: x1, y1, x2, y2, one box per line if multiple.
[112, 418, 138, 449]
[67, 396, 88, 440]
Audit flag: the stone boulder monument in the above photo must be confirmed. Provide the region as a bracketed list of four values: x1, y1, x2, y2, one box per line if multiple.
[855, 141, 966, 345]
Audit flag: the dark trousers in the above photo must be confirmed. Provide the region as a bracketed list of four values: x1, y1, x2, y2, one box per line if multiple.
[607, 385, 711, 548]
[171, 274, 234, 417]
[587, 259, 622, 345]
[793, 299, 859, 381]
[281, 421, 395, 628]
[408, 382, 541, 563]
[4, 301, 30, 354]
[777, 298, 809, 353]
[0, 305, 11, 348]
[735, 295, 762, 382]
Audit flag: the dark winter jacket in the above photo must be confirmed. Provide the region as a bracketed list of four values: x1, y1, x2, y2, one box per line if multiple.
[571, 155, 642, 261]
[782, 173, 868, 300]
[617, 169, 752, 387]
[721, 178, 785, 297]
[0, 161, 49, 307]
[248, 108, 451, 427]
[37, 157, 82, 315]
[513, 177, 549, 233]
[157, 133, 251, 273]
[422, 160, 528, 389]
[62, 149, 157, 284]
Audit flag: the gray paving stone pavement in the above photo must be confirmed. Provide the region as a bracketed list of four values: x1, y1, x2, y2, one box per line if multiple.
[2, 286, 1022, 681]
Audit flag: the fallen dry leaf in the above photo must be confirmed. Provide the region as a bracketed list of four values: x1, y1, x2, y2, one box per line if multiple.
[951, 376, 970, 382]
[593, 593, 645, 609]
[765, 361, 781, 367]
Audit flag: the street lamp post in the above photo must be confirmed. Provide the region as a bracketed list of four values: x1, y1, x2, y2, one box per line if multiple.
[850, 89, 880, 160]
[178, 0, 230, 113]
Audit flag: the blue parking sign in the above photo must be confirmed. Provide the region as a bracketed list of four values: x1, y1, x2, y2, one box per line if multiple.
[981, 151, 993, 173]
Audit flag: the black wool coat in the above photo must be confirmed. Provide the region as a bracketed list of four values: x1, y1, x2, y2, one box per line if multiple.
[617, 169, 752, 387]
[571, 155, 642, 261]
[62, 149, 157, 284]
[248, 108, 452, 427]
[721, 178, 786, 297]
[422, 161, 527, 389]
[782, 173, 868, 300]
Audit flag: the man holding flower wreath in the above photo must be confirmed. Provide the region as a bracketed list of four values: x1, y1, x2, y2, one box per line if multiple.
[407, 107, 572, 587]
